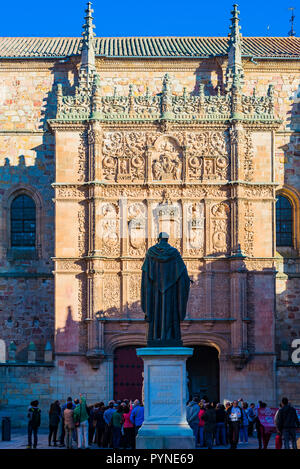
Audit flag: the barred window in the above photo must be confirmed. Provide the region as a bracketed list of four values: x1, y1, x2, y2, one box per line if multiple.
[276, 195, 292, 247]
[11, 195, 36, 247]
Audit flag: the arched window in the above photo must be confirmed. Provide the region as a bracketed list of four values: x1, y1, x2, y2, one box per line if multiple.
[11, 194, 36, 247]
[276, 195, 293, 247]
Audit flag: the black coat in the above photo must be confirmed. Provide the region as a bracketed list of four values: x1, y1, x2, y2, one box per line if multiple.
[94, 409, 105, 429]
[277, 405, 300, 431]
[49, 409, 61, 426]
[141, 239, 190, 345]
[203, 408, 216, 432]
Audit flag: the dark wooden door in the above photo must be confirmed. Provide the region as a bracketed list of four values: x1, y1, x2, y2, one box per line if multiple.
[113, 346, 144, 401]
[186, 345, 220, 402]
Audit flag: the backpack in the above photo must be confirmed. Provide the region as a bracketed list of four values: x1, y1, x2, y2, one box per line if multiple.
[30, 408, 41, 427]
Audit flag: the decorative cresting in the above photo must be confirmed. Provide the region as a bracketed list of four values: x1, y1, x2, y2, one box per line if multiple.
[52, 3, 279, 125]
[55, 73, 276, 123]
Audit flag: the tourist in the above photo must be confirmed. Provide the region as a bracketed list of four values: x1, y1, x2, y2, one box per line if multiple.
[186, 396, 201, 447]
[88, 403, 96, 445]
[48, 400, 61, 446]
[247, 403, 256, 437]
[274, 403, 283, 450]
[93, 403, 105, 448]
[123, 402, 135, 449]
[103, 400, 116, 448]
[64, 401, 75, 449]
[203, 403, 216, 449]
[224, 402, 231, 444]
[59, 396, 75, 447]
[74, 393, 90, 449]
[256, 401, 272, 449]
[27, 400, 41, 449]
[239, 402, 249, 444]
[111, 404, 124, 449]
[277, 397, 299, 449]
[130, 399, 144, 448]
[197, 401, 205, 448]
[227, 400, 242, 449]
[215, 403, 227, 446]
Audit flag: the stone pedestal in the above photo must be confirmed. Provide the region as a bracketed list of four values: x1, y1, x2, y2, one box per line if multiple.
[136, 347, 194, 449]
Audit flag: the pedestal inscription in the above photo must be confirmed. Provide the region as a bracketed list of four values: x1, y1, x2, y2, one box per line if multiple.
[136, 347, 194, 449]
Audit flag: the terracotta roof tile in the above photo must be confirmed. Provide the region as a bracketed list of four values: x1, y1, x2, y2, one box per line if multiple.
[0, 36, 299, 59]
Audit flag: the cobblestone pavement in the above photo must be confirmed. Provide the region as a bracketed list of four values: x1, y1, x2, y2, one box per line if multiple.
[0, 430, 277, 450]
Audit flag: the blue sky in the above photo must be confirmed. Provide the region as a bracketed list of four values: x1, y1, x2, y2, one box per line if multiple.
[0, 0, 296, 37]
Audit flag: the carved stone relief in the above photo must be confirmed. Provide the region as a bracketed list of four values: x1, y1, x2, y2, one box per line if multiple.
[100, 202, 120, 256]
[78, 130, 88, 182]
[102, 275, 120, 314]
[186, 202, 205, 255]
[211, 202, 230, 254]
[128, 273, 143, 315]
[151, 136, 182, 181]
[151, 198, 182, 250]
[102, 132, 147, 182]
[128, 202, 147, 256]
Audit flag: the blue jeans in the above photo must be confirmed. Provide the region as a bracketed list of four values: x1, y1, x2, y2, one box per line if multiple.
[28, 423, 38, 448]
[197, 426, 204, 447]
[283, 428, 297, 449]
[190, 422, 199, 447]
[240, 424, 248, 442]
[76, 420, 89, 448]
[112, 426, 122, 449]
[204, 430, 213, 449]
[215, 422, 226, 446]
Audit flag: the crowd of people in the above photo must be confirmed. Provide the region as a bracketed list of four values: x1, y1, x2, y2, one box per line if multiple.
[186, 396, 299, 450]
[27, 396, 144, 449]
[26, 395, 298, 450]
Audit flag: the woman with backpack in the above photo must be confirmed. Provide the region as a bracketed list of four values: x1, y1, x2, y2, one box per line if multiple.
[27, 400, 41, 449]
[48, 400, 61, 446]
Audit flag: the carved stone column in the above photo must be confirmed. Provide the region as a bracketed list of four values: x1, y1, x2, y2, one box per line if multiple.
[229, 256, 249, 369]
[86, 262, 105, 368]
[205, 261, 213, 319]
[229, 123, 245, 254]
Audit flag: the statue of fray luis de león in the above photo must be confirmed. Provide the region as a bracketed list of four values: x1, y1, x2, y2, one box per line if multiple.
[141, 232, 191, 347]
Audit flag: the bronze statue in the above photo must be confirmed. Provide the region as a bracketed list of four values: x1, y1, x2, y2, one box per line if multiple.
[141, 232, 191, 347]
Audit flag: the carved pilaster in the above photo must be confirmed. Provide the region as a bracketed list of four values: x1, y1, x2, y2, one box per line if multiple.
[205, 262, 213, 319]
[230, 259, 249, 369]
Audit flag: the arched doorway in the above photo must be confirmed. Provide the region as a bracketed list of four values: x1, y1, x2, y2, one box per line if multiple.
[113, 346, 144, 401]
[186, 345, 220, 402]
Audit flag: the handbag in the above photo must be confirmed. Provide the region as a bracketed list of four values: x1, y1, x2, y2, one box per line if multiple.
[275, 433, 282, 449]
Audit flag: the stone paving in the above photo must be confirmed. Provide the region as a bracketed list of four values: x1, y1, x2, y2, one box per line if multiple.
[0, 430, 277, 450]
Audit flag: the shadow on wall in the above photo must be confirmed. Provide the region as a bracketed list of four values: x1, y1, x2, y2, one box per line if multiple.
[275, 83, 300, 369]
[192, 59, 224, 96]
[0, 63, 78, 364]
[56, 306, 80, 353]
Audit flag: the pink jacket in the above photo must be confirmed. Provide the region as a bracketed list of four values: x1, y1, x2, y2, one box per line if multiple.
[198, 409, 205, 427]
[123, 408, 134, 428]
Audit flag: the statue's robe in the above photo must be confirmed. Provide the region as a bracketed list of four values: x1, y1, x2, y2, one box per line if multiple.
[141, 240, 190, 346]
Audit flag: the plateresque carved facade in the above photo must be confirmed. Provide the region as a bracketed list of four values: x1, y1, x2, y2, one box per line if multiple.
[0, 4, 299, 424]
